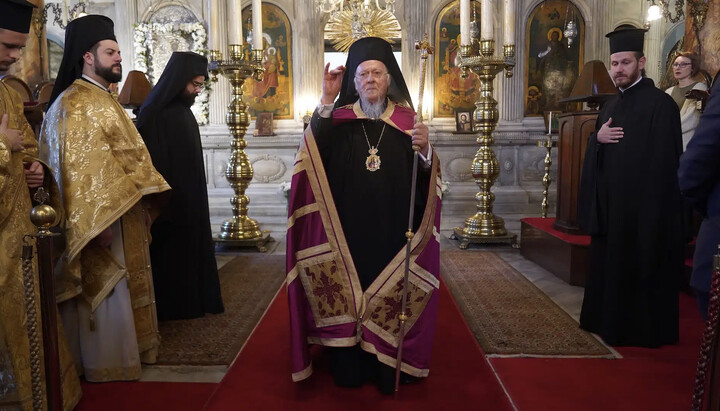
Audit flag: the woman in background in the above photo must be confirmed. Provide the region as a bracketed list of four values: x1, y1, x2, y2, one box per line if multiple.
[665, 52, 708, 150]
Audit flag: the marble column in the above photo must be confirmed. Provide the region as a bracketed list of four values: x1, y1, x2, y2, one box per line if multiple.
[402, 0, 428, 113]
[500, 1, 522, 122]
[293, 1, 324, 116]
[115, 0, 138, 73]
[208, 0, 230, 125]
[592, 0, 613, 63]
[645, 18, 664, 83]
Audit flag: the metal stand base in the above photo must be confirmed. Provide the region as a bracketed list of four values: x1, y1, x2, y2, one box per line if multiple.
[214, 231, 273, 252]
[451, 227, 518, 249]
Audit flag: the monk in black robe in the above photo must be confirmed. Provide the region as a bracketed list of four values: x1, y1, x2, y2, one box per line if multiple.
[136, 52, 224, 321]
[307, 37, 434, 393]
[578, 28, 683, 347]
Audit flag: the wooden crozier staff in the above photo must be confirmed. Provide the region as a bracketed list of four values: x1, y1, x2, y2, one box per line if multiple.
[395, 34, 433, 393]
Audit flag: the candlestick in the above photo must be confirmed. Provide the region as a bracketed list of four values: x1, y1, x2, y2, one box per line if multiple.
[537, 136, 554, 218]
[481, 0, 493, 40]
[228, 0, 243, 45]
[450, 38, 518, 248]
[252, 0, 263, 50]
[208, 44, 271, 251]
[460, 0, 470, 46]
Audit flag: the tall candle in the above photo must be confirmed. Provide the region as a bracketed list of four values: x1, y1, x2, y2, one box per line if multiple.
[209, 0, 221, 49]
[547, 112, 553, 134]
[481, 0, 493, 40]
[503, 0, 515, 45]
[228, 0, 243, 45]
[460, 0, 470, 46]
[252, 0, 263, 50]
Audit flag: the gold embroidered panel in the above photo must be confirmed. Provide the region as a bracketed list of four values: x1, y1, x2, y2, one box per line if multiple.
[364, 272, 435, 347]
[298, 251, 356, 327]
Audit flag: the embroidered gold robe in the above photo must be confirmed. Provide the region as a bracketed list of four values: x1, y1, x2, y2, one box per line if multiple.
[39, 79, 171, 381]
[0, 83, 81, 410]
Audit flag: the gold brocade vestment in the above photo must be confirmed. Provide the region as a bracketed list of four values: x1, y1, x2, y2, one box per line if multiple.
[39, 79, 171, 381]
[0, 83, 81, 410]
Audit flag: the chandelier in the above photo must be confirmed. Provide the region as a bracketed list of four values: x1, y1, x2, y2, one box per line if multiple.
[38, 2, 87, 30]
[315, 0, 395, 18]
[562, 3, 578, 48]
[317, 0, 400, 52]
[646, 0, 684, 24]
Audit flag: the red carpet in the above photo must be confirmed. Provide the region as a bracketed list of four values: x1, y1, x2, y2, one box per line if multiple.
[72, 273, 705, 411]
[75, 381, 215, 411]
[203, 282, 513, 411]
[490, 292, 704, 411]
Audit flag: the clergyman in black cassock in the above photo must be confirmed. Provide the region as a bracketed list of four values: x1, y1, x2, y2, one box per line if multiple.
[136, 51, 224, 321]
[578, 28, 684, 347]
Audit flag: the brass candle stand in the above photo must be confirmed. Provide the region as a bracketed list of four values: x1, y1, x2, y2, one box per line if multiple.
[536, 133, 556, 218]
[451, 40, 518, 248]
[209, 45, 272, 252]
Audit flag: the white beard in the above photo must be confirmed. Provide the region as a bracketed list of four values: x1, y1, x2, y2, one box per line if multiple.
[360, 98, 387, 119]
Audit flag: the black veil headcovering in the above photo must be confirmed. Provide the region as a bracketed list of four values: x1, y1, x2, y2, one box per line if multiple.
[0, 0, 36, 34]
[136, 51, 208, 129]
[336, 37, 414, 110]
[48, 15, 117, 107]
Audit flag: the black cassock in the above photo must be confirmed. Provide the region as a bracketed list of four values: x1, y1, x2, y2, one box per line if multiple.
[137, 52, 223, 321]
[578, 77, 684, 347]
[312, 113, 430, 290]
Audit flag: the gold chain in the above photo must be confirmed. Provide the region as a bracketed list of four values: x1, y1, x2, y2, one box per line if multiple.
[360, 121, 386, 151]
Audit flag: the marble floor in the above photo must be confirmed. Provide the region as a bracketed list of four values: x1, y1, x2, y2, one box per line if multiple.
[140, 219, 589, 385]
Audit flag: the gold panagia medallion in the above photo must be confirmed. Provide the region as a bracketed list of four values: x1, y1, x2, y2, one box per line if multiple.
[366, 147, 381, 171]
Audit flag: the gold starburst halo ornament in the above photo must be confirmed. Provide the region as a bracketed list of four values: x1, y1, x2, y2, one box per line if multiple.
[325, 8, 401, 52]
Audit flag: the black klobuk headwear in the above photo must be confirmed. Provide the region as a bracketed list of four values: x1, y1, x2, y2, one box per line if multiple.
[336, 37, 414, 110]
[136, 51, 209, 129]
[48, 14, 117, 107]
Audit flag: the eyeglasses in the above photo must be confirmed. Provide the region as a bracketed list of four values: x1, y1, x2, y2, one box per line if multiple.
[672, 62, 691, 68]
[355, 70, 388, 80]
[190, 81, 205, 90]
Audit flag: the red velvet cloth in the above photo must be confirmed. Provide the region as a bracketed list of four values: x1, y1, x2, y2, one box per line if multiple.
[522, 217, 591, 246]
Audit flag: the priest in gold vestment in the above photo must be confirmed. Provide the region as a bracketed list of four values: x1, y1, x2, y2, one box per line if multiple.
[0, 0, 82, 408]
[40, 15, 171, 382]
